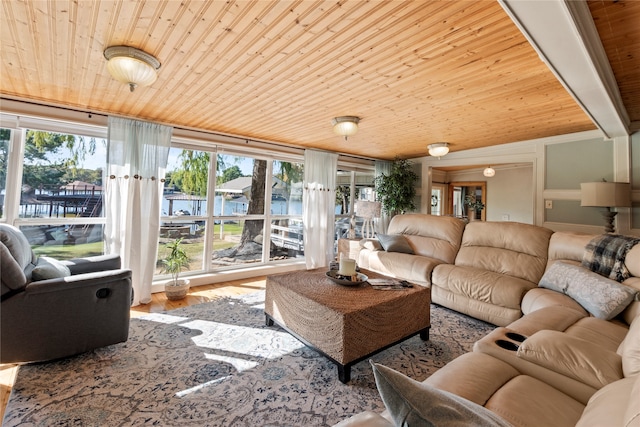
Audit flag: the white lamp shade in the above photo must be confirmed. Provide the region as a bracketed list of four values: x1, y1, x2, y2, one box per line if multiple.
[483, 167, 496, 177]
[332, 116, 360, 136]
[428, 143, 449, 157]
[580, 182, 631, 207]
[355, 200, 381, 218]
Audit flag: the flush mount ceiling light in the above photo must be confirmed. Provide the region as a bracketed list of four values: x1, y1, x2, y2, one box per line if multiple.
[483, 166, 496, 177]
[428, 143, 449, 158]
[331, 116, 360, 140]
[103, 46, 161, 92]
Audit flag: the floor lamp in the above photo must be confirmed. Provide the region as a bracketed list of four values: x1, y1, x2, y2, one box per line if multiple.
[355, 201, 382, 239]
[580, 182, 631, 234]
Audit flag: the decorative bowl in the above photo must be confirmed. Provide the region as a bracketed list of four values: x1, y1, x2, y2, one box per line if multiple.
[326, 270, 368, 286]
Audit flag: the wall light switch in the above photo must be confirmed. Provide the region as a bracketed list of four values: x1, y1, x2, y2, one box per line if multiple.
[545, 200, 553, 209]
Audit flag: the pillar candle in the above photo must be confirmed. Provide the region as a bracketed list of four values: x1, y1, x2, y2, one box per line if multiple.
[338, 258, 357, 276]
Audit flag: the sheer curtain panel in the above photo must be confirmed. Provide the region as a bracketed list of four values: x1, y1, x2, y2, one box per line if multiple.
[303, 149, 338, 269]
[105, 117, 172, 306]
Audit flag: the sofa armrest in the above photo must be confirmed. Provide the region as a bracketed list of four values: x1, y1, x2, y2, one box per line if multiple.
[62, 254, 122, 275]
[517, 330, 623, 390]
[360, 239, 382, 251]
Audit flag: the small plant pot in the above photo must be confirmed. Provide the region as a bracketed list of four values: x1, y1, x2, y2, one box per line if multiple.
[165, 279, 190, 301]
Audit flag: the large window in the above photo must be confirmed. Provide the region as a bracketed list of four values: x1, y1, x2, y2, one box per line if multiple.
[16, 128, 107, 259]
[156, 147, 306, 279]
[211, 154, 304, 268]
[335, 169, 376, 240]
[2, 111, 375, 282]
[157, 146, 210, 275]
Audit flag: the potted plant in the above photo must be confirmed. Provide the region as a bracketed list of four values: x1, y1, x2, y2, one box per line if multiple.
[162, 237, 191, 300]
[374, 157, 419, 217]
[464, 194, 485, 221]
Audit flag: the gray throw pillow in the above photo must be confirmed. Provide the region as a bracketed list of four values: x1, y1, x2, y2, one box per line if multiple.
[539, 261, 637, 320]
[377, 234, 414, 254]
[370, 361, 512, 427]
[32, 256, 71, 281]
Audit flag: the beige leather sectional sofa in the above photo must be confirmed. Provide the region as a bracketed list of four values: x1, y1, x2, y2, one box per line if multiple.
[341, 214, 640, 427]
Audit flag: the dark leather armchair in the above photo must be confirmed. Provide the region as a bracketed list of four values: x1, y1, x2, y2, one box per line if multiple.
[1, 223, 133, 363]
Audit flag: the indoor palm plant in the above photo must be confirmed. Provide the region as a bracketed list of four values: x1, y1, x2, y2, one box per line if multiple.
[374, 157, 419, 217]
[162, 237, 191, 300]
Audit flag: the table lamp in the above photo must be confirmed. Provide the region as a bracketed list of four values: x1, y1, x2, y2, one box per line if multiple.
[355, 201, 382, 239]
[580, 181, 631, 233]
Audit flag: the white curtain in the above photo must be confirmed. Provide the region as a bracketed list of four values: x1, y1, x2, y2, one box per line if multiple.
[375, 160, 392, 234]
[105, 117, 172, 306]
[303, 149, 338, 269]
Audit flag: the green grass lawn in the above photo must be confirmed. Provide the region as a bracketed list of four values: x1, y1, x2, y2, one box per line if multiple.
[33, 241, 103, 260]
[33, 223, 242, 265]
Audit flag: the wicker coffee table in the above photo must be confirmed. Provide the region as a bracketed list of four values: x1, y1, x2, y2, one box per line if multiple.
[264, 268, 431, 383]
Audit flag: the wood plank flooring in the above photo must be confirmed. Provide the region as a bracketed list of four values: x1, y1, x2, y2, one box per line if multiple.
[0, 277, 267, 422]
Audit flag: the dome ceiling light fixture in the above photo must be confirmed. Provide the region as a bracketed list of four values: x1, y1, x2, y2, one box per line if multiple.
[428, 143, 449, 158]
[483, 166, 496, 177]
[331, 116, 360, 140]
[103, 45, 161, 92]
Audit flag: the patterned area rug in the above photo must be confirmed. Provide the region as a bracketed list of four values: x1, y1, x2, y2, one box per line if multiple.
[3, 291, 493, 426]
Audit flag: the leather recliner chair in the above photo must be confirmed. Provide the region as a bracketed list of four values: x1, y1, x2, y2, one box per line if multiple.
[1, 223, 133, 363]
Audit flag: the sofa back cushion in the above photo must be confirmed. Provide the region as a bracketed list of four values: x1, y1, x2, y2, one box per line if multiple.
[0, 224, 37, 295]
[1, 241, 28, 295]
[0, 224, 36, 272]
[620, 314, 640, 377]
[455, 222, 553, 283]
[387, 214, 466, 264]
[547, 231, 594, 265]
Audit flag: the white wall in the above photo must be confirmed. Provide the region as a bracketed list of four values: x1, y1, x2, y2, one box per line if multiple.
[444, 165, 533, 223]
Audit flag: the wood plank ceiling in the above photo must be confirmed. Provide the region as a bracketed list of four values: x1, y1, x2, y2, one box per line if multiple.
[0, 1, 634, 160]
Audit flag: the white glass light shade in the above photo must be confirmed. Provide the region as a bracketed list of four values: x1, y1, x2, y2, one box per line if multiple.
[428, 143, 449, 157]
[483, 166, 496, 177]
[104, 46, 161, 92]
[331, 116, 360, 137]
[580, 182, 631, 207]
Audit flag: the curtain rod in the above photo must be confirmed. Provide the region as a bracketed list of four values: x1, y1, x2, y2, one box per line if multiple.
[0, 96, 378, 163]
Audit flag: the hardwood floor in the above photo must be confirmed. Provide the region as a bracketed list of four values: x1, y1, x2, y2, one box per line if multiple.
[0, 277, 267, 422]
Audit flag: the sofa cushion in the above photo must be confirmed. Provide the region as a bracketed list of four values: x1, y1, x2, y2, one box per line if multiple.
[377, 234, 414, 254]
[575, 375, 639, 427]
[433, 264, 536, 310]
[386, 214, 465, 264]
[1, 241, 28, 293]
[370, 361, 512, 427]
[539, 262, 637, 320]
[0, 224, 37, 271]
[620, 314, 640, 377]
[521, 287, 588, 316]
[32, 256, 72, 281]
[487, 375, 585, 427]
[454, 221, 553, 284]
[517, 330, 623, 390]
